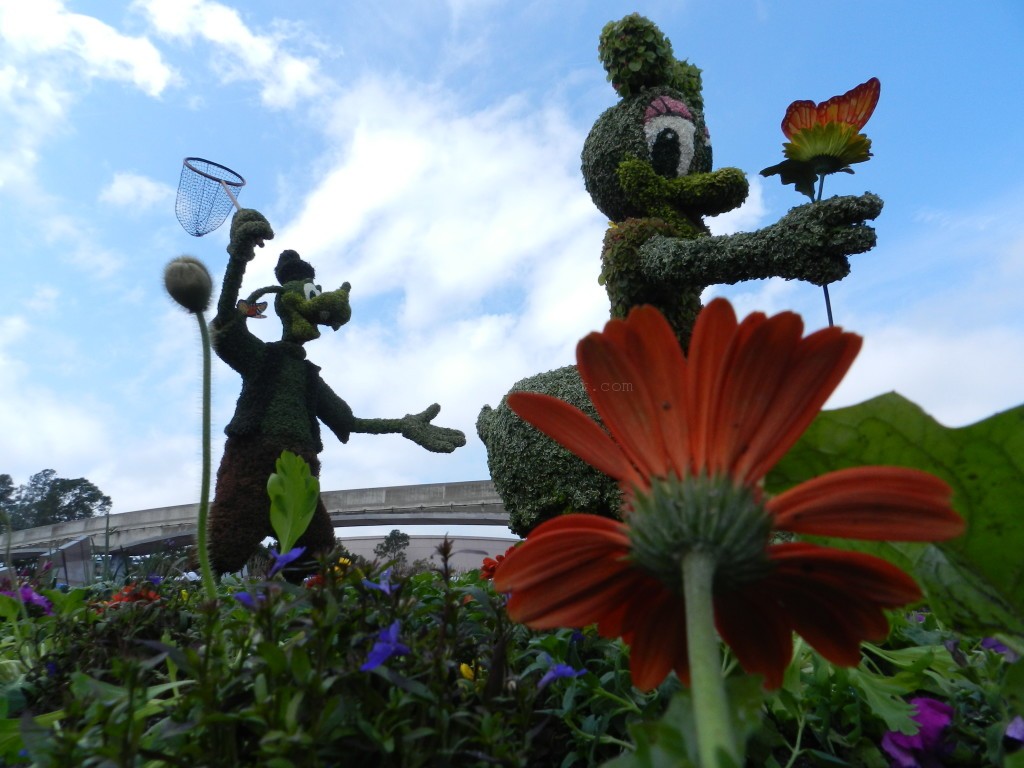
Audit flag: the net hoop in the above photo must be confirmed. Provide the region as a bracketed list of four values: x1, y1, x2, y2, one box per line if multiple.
[176, 157, 247, 237]
[182, 157, 246, 190]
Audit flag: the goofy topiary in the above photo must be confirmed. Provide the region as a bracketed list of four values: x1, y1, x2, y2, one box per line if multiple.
[208, 209, 465, 573]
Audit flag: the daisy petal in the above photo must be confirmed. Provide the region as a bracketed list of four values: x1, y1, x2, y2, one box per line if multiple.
[768, 466, 964, 541]
[508, 392, 644, 488]
[686, 298, 741, 470]
[578, 331, 670, 479]
[766, 543, 916, 665]
[768, 542, 923, 606]
[620, 307, 691, 477]
[621, 585, 688, 691]
[735, 326, 861, 484]
[715, 582, 794, 690]
[709, 310, 803, 477]
[495, 515, 636, 628]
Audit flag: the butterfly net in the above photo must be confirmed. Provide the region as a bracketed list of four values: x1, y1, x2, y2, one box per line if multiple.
[175, 157, 246, 237]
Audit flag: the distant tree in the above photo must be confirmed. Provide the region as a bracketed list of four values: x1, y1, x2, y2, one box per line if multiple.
[6, 470, 112, 530]
[373, 528, 410, 567]
[0, 474, 14, 527]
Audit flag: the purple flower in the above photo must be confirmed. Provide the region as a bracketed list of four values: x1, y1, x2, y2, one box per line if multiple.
[1006, 715, 1024, 749]
[268, 546, 307, 578]
[361, 620, 410, 671]
[1, 585, 53, 616]
[363, 567, 395, 596]
[981, 637, 1020, 663]
[234, 591, 265, 609]
[537, 655, 585, 689]
[881, 697, 954, 768]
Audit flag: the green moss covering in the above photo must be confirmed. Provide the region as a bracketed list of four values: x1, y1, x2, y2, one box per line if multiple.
[581, 85, 714, 222]
[476, 365, 620, 537]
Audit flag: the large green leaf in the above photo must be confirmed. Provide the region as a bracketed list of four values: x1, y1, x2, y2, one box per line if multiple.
[766, 392, 1024, 639]
[267, 451, 319, 555]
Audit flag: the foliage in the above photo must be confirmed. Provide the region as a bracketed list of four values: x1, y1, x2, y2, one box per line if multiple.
[267, 451, 320, 555]
[767, 393, 1024, 642]
[0, 544, 672, 767]
[0, 471, 111, 531]
[597, 13, 702, 107]
[374, 529, 411, 569]
[0, 543, 1019, 766]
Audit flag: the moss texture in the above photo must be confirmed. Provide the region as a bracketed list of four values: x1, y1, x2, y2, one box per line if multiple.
[581, 85, 715, 223]
[477, 365, 621, 537]
[209, 436, 335, 574]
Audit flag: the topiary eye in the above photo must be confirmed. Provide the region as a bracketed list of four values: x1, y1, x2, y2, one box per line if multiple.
[303, 282, 322, 300]
[645, 115, 696, 178]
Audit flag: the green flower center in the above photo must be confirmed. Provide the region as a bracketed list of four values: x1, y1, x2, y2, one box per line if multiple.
[627, 475, 773, 592]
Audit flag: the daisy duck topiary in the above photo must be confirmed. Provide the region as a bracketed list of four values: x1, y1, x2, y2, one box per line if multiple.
[208, 209, 465, 573]
[478, 13, 883, 536]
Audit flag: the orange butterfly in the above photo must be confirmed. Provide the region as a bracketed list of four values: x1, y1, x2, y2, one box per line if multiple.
[782, 77, 880, 138]
[236, 300, 268, 319]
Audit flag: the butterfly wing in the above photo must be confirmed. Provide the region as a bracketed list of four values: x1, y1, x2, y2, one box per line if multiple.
[236, 300, 269, 319]
[781, 100, 819, 138]
[818, 77, 880, 131]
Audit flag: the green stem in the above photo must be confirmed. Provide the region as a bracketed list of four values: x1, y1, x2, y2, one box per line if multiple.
[815, 173, 834, 327]
[195, 311, 217, 602]
[683, 549, 739, 767]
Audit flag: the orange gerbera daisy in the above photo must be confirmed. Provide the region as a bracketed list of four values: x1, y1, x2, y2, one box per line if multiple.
[493, 300, 963, 691]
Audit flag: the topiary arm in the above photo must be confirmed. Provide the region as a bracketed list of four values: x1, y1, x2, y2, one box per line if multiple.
[618, 160, 749, 220]
[349, 404, 466, 454]
[215, 209, 275, 323]
[318, 380, 355, 444]
[638, 192, 883, 287]
[210, 209, 275, 374]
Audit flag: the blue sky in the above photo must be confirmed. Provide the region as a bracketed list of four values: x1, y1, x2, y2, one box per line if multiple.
[1, 0, 1021, 520]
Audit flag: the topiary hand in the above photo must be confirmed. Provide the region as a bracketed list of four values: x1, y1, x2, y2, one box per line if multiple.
[227, 209, 275, 262]
[770, 192, 883, 286]
[400, 404, 467, 453]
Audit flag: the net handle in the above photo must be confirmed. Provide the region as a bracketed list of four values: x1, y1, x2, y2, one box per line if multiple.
[220, 180, 241, 211]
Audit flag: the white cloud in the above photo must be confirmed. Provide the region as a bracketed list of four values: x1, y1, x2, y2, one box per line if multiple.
[707, 175, 767, 235]
[0, 0, 174, 96]
[0, 1, 174, 192]
[135, 0, 325, 108]
[831, 324, 1024, 427]
[99, 171, 176, 210]
[270, 78, 604, 336]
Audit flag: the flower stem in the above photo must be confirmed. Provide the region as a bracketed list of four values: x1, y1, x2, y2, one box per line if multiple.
[815, 173, 834, 327]
[195, 311, 217, 602]
[683, 549, 739, 767]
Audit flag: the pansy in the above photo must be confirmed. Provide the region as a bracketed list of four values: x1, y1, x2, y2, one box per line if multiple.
[494, 300, 964, 691]
[880, 697, 954, 767]
[1, 585, 53, 616]
[761, 77, 880, 199]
